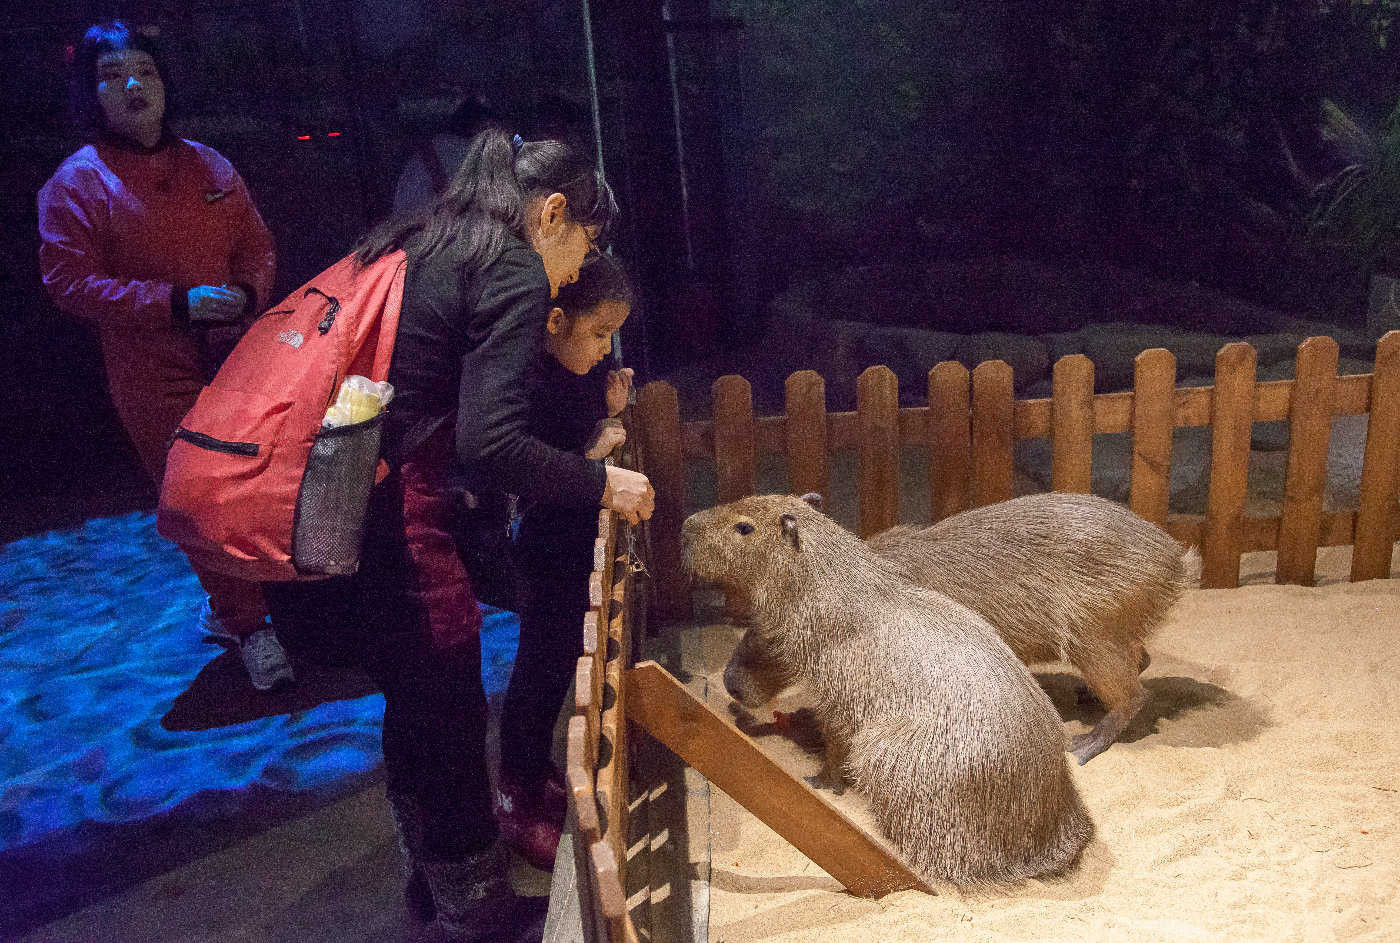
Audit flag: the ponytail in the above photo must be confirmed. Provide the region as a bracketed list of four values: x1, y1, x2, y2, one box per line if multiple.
[355, 128, 618, 275]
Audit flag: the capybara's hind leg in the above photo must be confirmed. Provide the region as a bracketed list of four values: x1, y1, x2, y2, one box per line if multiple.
[805, 721, 850, 794]
[1069, 653, 1147, 765]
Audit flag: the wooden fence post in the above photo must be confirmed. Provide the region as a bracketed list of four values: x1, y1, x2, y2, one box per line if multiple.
[1277, 337, 1339, 585]
[786, 371, 829, 500]
[636, 381, 687, 619]
[713, 375, 756, 501]
[857, 366, 900, 537]
[591, 840, 641, 943]
[1201, 343, 1257, 588]
[566, 716, 608, 943]
[1129, 348, 1177, 526]
[1352, 332, 1400, 581]
[928, 361, 971, 521]
[713, 376, 755, 616]
[1052, 354, 1095, 494]
[594, 542, 632, 869]
[971, 360, 1015, 507]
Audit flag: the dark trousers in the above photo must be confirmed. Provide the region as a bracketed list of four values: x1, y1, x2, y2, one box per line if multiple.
[497, 503, 597, 784]
[266, 433, 493, 861]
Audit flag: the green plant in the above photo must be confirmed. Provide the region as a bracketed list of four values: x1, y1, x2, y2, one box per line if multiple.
[1309, 97, 1400, 277]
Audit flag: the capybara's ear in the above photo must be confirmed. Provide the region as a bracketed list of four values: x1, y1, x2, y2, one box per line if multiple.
[780, 513, 801, 550]
[799, 492, 824, 512]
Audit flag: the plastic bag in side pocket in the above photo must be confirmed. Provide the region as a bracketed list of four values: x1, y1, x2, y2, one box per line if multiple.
[292, 411, 384, 576]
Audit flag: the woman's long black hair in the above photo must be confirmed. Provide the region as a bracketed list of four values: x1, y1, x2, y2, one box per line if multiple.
[70, 21, 176, 141]
[355, 128, 618, 273]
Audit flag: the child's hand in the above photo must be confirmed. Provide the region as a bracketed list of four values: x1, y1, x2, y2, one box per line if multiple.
[606, 368, 634, 417]
[585, 418, 627, 460]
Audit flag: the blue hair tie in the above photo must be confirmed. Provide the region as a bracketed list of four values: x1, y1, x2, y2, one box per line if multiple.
[511, 133, 524, 154]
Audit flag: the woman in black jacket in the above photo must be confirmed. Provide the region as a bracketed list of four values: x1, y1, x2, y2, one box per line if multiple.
[273, 130, 652, 942]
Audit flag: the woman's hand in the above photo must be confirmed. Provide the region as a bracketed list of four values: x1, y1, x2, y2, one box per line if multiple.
[585, 418, 627, 460]
[605, 368, 634, 417]
[187, 284, 247, 324]
[602, 465, 654, 524]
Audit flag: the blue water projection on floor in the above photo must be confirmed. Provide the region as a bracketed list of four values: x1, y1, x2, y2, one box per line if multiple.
[0, 512, 520, 854]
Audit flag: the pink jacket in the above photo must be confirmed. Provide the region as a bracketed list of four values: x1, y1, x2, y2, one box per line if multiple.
[38, 137, 275, 408]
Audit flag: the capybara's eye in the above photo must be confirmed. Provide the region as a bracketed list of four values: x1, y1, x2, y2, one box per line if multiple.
[734, 521, 755, 535]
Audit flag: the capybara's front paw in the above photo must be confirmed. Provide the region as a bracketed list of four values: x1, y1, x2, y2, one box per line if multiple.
[804, 771, 846, 795]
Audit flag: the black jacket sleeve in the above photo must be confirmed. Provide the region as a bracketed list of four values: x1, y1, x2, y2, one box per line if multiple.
[456, 248, 608, 508]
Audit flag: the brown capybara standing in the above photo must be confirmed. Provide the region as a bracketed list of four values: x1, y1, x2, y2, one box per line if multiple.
[684, 495, 1094, 889]
[726, 492, 1199, 764]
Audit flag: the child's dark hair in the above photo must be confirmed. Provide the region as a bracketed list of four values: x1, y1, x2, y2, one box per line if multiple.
[555, 253, 633, 320]
[355, 128, 619, 273]
[70, 22, 175, 140]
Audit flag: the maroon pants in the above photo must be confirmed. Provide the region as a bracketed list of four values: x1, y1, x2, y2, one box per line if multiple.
[113, 366, 267, 631]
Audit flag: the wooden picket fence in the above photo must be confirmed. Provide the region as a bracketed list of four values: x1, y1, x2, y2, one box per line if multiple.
[562, 332, 1400, 940]
[564, 508, 639, 943]
[634, 332, 1400, 615]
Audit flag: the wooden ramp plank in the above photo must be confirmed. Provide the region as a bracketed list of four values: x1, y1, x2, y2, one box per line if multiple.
[1277, 337, 1339, 585]
[857, 366, 900, 537]
[1129, 349, 1176, 526]
[1201, 343, 1258, 588]
[928, 361, 971, 521]
[1353, 332, 1400, 581]
[1051, 354, 1094, 493]
[624, 661, 926, 899]
[785, 370, 829, 500]
[635, 381, 688, 619]
[971, 360, 1015, 507]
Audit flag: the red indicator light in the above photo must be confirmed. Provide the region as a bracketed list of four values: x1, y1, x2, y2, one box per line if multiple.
[327, 131, 341, 137]
[296, 135, 310, 140]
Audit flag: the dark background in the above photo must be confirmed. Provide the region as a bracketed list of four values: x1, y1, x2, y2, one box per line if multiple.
[3, 0, 1398, 542]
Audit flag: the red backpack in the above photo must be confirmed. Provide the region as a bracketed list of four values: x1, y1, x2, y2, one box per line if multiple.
[157, 251, 406, 582]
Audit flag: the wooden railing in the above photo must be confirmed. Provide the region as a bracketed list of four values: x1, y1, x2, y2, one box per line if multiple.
[635, 333, 1400, 614]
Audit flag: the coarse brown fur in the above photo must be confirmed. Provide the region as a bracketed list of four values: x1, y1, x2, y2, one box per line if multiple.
[726, 492, 1199, 764]
[683, 495, 1095, 889]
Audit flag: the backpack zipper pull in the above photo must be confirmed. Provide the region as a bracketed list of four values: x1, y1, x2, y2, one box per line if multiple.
[318, 298, 341, 335]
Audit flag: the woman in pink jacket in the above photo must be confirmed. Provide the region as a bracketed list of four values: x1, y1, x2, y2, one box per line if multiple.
[38, 21, 292, 691]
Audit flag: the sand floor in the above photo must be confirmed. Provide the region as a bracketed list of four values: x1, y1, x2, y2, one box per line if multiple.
[682, 548, 1400, 943]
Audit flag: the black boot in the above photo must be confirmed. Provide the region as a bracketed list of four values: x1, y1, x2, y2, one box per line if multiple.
[420, 843, 549, 943]
[388, 791, 436, 923]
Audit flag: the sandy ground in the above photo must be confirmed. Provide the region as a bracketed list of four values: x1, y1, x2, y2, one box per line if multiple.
[685, 548, 1400, 943]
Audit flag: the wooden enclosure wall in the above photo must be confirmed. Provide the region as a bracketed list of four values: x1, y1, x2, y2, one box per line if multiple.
[564, 333, 1400, 940]
[636, 333, 1400, 614]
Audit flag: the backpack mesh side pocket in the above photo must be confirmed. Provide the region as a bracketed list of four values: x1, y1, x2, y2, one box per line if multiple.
[292, 412, 384, 576]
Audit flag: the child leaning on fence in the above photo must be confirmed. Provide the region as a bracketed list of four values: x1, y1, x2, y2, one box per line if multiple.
[494, 254, 635, 868]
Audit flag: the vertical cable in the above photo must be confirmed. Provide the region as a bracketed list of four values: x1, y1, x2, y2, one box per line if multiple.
[582, 0, 606, 177]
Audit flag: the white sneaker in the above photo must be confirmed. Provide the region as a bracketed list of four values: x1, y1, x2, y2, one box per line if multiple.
[239, 627, 295, 691]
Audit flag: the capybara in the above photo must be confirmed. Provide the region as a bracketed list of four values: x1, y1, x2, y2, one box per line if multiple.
[683, 495, 1094, 888]
[726, 492, 1199, 764]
